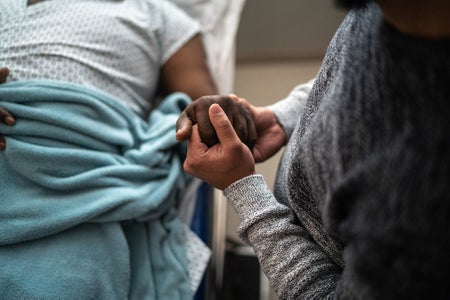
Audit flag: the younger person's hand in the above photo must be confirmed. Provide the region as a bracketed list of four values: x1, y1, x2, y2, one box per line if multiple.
[228, 95, 286, 163]
[176, 95, 257, 149]
[184, 104, 255, 190]
[0, 67, 16, 151]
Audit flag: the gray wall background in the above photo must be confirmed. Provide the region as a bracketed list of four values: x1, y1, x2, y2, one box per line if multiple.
[236, 0, 346, 60]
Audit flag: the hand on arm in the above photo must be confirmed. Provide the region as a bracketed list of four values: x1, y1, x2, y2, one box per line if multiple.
[0, 67, 15, 151]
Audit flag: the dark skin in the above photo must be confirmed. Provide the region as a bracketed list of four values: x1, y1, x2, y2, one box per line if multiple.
[0, 67, 15, 151]
[159, 34, 217, 101]
[177, 95, 257, 149]
[334, 0, 372, 9]
[1, 0, 256, 152]
[179, 0, 450, 154]
[0, 0, 260, 151]
[27, 0, 46, 5]
[163, 36, 256, 148]
[0, 33, 256, 150]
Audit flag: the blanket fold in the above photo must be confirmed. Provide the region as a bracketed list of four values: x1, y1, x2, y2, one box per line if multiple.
[0, 80, 193, 299]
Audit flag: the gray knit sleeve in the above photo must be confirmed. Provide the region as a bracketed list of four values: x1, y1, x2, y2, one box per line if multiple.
[267, 79, 314, 140]
[224, 175, 341, 299]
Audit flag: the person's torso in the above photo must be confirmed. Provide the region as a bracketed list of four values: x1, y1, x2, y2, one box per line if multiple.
[0, 0, 198, 116]
[274, 2, 450, 262]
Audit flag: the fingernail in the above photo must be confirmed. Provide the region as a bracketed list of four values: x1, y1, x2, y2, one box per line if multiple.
[227, 94, 237, 101]
[210, 104, 223, 115]
[5, 117, 15, 126]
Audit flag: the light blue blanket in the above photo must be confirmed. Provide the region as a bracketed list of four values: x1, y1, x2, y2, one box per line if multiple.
[0, 81, 192, 299]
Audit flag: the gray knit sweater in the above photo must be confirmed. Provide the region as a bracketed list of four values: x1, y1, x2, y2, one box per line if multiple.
[224, 3, 450, 299]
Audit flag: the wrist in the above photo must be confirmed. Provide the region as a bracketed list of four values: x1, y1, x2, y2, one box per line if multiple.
[223, 174, 275, 220]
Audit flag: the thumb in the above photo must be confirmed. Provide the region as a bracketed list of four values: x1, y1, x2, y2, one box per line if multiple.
[175, 111, 193, 141]
[0, 67, 9, 83]
[209, 103, 239, 145]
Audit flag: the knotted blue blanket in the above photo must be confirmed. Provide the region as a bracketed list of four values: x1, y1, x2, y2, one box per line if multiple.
[0, 81, 192, 299]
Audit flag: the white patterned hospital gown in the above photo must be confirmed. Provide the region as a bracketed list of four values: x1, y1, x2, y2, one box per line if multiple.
[0, 0, 210, 294]
[0, 0, 200, 116]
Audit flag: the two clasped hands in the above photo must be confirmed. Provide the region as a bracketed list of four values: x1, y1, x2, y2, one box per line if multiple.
[175, 94, 286, 190]
[0, 64, 284, 190]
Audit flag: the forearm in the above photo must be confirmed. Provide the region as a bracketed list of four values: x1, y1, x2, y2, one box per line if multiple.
[161, 63, 217, 100]
[160, 34, 217, 100]
[224, 174, 341, 299]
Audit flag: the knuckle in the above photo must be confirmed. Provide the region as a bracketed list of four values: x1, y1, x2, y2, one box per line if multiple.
[228, 142, 244, 153]
[184, 155, 203, 172]
[183, 159, 195, 173]
[218, 119, 232, 131]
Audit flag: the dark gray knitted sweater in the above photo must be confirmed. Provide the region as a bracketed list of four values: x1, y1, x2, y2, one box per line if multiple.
[224, 3, 450, 299]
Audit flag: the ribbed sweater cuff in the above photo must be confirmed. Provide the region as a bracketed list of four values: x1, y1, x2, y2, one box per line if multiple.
[223, 174, 277, 221]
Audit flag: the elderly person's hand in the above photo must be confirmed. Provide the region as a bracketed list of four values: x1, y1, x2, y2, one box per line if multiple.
[0, 67, 16, 150]
[176, 95, 257, 149]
